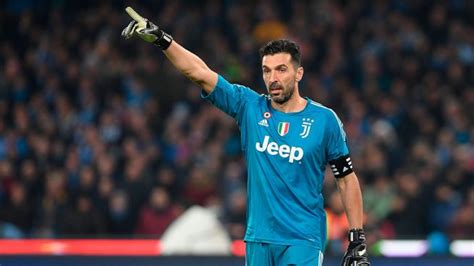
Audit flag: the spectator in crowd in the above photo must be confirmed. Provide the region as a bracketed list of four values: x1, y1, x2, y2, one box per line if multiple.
[181, 166, 217, 207]
[107, 189, 134, 235]
[221, 189, 247, 240]
[58, 193, 106, 237]
[0, 181, 33, 235]
[447, 187, 474, 238]
[33, 169, 69, 237]
[135, 186, 181, 238]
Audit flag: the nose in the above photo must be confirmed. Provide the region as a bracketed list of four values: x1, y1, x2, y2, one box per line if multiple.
[269, 70, 278, 83]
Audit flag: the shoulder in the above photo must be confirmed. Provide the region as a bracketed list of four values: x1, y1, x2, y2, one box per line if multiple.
[212, 75, 264, 101]
[231, 82, 268, 103]
[307, 99, 341, 121]
[308, 100, 347, 140]
[226, 79, 262, 99]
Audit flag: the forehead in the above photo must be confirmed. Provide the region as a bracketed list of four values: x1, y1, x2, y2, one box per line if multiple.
[262, 53, 292, 67]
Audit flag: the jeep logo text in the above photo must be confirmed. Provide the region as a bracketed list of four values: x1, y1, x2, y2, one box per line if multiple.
[255, 135, 304, 163]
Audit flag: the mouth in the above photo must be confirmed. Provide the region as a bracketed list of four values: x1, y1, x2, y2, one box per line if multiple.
[269, 89, 282, 97]
[269, 83, 283, 94]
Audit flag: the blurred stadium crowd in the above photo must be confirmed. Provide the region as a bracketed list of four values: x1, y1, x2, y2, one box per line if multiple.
[0, 0, 473, 255]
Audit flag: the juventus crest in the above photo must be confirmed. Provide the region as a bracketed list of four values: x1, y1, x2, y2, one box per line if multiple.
[299, 118, 314, 138]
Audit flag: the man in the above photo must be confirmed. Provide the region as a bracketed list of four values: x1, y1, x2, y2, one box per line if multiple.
[122, 7, 370, 266]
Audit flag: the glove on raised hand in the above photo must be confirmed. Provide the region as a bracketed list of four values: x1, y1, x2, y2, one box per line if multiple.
[121, 7, 173, 50]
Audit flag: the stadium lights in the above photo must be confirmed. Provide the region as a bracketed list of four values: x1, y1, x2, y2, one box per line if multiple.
[378, 240, 428, 257]
[450, 240, 474, 257]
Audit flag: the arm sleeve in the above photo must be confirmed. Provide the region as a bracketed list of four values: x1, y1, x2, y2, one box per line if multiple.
[201, 74, 258, 122]
[326, 111, 350, 162]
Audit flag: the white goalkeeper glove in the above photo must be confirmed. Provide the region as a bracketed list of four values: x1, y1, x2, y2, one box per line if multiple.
[121, 6, 173, 50]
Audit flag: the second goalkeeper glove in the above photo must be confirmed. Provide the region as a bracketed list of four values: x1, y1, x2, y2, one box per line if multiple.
[121, 6, 173, 50]
[341, 228, 371, 266]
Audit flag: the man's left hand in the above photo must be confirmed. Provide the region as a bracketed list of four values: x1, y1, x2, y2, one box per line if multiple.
[341, 228, 371, 266]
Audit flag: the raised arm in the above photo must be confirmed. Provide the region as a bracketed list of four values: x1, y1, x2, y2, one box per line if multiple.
[121, 7, 218, 94]
[163, 42, 218, 93]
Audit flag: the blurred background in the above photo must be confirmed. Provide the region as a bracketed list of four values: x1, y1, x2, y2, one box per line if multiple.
[0, 0, 473, 265]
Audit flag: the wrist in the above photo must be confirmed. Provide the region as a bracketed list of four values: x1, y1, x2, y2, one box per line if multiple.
[153, 30, 173, 50]
[348, 228, 366, 243]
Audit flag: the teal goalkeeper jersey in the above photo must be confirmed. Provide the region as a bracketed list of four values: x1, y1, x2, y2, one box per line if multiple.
[202, 75, 350, 250]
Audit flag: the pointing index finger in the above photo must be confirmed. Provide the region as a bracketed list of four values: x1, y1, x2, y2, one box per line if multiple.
[125, 7, 145, 22]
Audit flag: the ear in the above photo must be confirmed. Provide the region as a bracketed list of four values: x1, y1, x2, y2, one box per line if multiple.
[296, 66, 304, 82]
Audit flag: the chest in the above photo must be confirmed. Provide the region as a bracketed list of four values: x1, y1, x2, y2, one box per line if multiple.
[245, 106, 327, 160]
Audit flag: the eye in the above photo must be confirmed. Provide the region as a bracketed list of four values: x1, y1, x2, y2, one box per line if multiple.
[279, 67, 287, 72]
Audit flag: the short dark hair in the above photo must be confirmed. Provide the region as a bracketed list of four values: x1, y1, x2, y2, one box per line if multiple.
[259, 39, 301, 66]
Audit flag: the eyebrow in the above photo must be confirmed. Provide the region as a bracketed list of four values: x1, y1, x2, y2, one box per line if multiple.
[262, 64, 288, 69]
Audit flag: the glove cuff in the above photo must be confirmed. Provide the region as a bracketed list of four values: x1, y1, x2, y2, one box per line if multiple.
[153, 31, 173, 50]
[348, 228, 366, 243]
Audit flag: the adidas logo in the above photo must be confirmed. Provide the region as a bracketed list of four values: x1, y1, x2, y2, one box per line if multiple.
[258, 119, 269, 127]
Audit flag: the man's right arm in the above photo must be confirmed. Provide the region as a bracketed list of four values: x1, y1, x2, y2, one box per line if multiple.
[163, 41, 218, 94]
[121, 7, 218, 94]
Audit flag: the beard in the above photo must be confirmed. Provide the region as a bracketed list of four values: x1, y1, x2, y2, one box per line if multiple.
[268, 81, 294, 104]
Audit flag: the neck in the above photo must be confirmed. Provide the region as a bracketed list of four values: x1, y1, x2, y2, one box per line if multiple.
[271, 89, 307, 113]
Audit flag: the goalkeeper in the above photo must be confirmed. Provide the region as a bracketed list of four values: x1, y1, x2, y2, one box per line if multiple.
[122, 7, 370, 266]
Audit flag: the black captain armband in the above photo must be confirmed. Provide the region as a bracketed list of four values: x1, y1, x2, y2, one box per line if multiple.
[329, 154, 354, 178]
